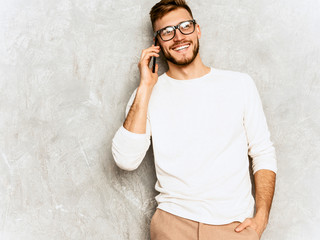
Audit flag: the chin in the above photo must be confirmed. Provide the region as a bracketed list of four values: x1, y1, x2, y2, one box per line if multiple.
[168, 51, 198, 66]
[170, 57, 195, 66]
[164, 39, 200, 66]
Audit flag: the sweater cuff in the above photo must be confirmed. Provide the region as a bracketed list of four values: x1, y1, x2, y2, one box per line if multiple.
[113, 125, 150, 155]
[252, 158, 278, 175]
[118, 125, 148, 139]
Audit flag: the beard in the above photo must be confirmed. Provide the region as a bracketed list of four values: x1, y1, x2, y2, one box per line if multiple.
[160, 38, 200, 66]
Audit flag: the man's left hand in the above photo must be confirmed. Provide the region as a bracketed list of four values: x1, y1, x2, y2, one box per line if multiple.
[234, 214, 268, 239]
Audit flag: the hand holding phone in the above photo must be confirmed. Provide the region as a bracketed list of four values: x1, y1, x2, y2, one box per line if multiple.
[137, 39, 160, 88]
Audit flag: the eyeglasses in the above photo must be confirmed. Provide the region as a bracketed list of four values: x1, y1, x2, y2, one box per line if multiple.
[154, 19, 197, 41]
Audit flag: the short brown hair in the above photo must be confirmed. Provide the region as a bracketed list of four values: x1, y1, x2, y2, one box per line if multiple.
[149, 0, 194, 31]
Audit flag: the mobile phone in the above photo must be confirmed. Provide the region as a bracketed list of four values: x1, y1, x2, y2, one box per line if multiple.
[152, 37, 158, 73]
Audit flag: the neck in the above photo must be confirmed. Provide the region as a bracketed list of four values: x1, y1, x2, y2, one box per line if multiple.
[166, 53, 211, 80]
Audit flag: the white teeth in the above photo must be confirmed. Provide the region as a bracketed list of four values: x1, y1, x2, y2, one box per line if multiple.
[174, 44, 189, 51]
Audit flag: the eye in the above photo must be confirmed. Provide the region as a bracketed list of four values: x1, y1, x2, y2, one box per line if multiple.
[180, 21, 191, 29]
[161, 27, 174, 36]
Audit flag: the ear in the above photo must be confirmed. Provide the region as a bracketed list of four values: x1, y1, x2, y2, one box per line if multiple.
[196, 24, 201, 39]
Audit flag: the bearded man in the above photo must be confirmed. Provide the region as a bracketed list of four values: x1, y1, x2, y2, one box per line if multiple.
[112, 1, 277, 239]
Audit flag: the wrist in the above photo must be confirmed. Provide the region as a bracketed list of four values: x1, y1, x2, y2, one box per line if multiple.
[255, 210, 269, 222]
[139, 82, 154, 91]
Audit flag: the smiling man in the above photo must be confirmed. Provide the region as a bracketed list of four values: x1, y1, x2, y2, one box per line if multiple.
[111, 0, 277, 239]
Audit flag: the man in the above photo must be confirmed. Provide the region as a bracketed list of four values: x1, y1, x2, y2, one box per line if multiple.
[112, 0, 277, 239]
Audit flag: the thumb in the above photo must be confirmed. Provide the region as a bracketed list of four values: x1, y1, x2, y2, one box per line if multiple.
[154, 63, 159, 73]
[235, 220, 249, 233]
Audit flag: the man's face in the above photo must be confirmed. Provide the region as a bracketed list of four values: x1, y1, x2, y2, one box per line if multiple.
[154, 8, 201, 66]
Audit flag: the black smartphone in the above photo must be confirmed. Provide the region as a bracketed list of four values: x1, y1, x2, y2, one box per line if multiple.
[152, 37, 158, 73]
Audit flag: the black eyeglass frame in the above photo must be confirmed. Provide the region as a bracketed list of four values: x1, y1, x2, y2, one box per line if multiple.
[154, 19, 197, 41]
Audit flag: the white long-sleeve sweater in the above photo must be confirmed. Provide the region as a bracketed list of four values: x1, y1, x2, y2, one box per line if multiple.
[111, 67, 277, 225]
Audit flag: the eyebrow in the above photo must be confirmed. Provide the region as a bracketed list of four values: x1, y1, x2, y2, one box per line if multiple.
[157, 20, 191, 32]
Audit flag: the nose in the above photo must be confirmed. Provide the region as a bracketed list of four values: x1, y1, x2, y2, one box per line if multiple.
[173, 28, 185, 42]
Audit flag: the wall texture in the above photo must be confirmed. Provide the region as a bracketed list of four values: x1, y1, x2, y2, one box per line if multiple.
[0, 0, 319, 239]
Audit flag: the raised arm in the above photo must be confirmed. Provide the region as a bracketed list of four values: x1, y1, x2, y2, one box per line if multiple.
[111, 44, 160, 171]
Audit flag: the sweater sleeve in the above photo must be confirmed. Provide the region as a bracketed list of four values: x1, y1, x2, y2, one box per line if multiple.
[111, 87, 152, 171]
[242, 74, 277, 174]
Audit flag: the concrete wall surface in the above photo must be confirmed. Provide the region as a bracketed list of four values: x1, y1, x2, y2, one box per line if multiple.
[0, 0, 319, 239]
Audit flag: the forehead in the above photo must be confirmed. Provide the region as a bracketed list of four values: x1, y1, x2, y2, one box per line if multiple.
[154, 8, 193, 31]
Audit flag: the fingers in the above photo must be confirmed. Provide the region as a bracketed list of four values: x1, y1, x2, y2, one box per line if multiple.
[141, 45, 159, 57]
[235, 219, 251, 232]
[141, 49, 160, 64]
[140, 46, 160, 64]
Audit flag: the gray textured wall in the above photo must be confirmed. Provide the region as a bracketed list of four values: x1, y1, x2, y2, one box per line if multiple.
[0, 0, 319, 239]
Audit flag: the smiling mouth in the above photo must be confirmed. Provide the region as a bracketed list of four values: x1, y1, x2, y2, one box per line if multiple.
[172, 43, 190, 52]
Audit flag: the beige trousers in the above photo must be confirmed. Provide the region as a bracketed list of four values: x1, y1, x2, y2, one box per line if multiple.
[150, 208, 260, 240]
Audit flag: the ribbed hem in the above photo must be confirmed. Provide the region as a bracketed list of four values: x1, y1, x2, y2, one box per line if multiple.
[119, 125, 148, 139]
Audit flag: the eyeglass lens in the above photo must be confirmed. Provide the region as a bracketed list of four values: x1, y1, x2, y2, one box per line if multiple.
[160, 21, 195, 41]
